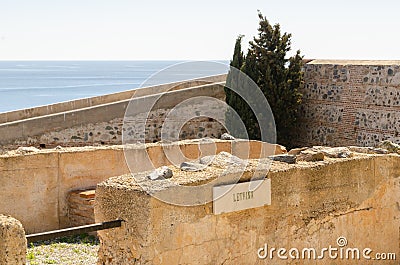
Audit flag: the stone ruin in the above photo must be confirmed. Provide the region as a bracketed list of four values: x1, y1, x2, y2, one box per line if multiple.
[94, 143, 400, 264]
[0, 139, 399, 264]
[0, 60, 400, 264]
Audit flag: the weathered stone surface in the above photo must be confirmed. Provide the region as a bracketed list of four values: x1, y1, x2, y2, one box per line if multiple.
[180, 162, 207, 172]
[274, 144, 287, 154]
[268, 154, 296, 164]
[199, 151, 245, 167]
[220, 133, 235, 140]
[298, 61, 400, 147]
[310, 146, 353, 158]
[347, 146, 389, 154]
[0, 215, 26, 265]
[147, 166, 173, 180]
[95, 154, 400, 265]
[297, 150, 325, 162]
[15, 146, 40, 154]
[287, 147, 308, 155]
[322, 147, 353, 158]
[293, 146, 354, 161]
[377, 140, 400, 153]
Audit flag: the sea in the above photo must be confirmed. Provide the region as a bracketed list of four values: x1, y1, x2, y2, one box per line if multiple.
[0, 61, 229, 113]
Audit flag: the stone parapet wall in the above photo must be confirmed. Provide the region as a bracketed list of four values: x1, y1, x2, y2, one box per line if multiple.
[0, 81, 227, 149]
[298, 60, 400, 147]
[32, 105, 226, 148]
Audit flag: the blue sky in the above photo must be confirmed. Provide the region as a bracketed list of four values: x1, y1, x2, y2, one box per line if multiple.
[1, 0, 399, 60]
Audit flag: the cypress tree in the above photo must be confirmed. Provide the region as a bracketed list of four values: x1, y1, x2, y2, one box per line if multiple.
[231, 35, 244, 70]
[225, 11, 303, 148]
[225, 35, 245, 105]
[225, 35, 248, 139]
[239, 49, 260, 139]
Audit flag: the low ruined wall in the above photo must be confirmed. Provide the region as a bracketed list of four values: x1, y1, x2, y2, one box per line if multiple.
[0, 215, 26, 265]
[0, 81, 227, 148]
[298, 60, 400, 147]
[0, 147, 128, 234]
[0, 140, 283, 234]
[95, 154, 400, 264]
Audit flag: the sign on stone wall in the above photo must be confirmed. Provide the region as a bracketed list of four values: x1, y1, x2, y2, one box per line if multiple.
[213, 179, 271, 214]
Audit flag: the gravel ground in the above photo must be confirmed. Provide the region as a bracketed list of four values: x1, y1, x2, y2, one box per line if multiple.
[26, 234, 99, 265]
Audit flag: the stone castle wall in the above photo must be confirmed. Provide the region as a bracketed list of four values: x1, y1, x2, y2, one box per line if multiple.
[2, 60, 400, 149]
[298, 60, 400, 147]
[0, 81, 227, 149]
[0, 74, 227, 124]
[35, 99, 226, 147]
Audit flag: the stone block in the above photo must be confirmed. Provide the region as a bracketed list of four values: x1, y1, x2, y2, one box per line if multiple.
[0, 215, 26, 265]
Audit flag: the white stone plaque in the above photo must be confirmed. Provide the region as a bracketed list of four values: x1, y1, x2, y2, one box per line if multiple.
[213, 179, 271, 214]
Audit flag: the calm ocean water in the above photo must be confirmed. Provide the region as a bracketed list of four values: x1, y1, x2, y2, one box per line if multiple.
[0, 61, 228, 113]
